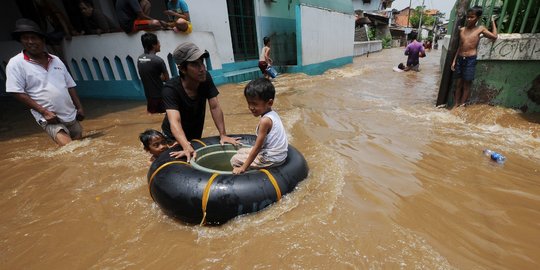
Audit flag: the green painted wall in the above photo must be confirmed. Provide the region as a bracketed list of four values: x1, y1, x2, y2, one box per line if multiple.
[298, 0, 353, 14]
[472, 60, 540, 112]
[258, 0, 297, 19]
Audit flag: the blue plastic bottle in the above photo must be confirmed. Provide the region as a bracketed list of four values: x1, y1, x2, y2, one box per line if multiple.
[483, 149, 506, 164]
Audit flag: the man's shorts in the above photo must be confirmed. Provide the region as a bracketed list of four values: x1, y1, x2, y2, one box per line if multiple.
[147, 97, 165, 114]
[40, 120, 83, 141]
[133, 19, 156, 32]
[454, 55, 477, 81]
[258, 61, 268, 75]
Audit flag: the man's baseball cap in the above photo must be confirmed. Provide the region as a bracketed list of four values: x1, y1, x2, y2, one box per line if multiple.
[12, 18, 46, 42]
[173, 42, 209, 65]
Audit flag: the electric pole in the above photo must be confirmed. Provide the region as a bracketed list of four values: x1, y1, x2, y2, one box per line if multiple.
[436, 0, 472, 107]
[418, 0, 425, 40]
[407, 0, 412, 27]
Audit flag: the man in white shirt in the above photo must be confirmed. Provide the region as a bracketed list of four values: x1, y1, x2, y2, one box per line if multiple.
[6, 18, 85, 146]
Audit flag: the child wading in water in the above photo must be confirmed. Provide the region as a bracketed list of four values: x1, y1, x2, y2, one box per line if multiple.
[258, 37, 273, 79]
[451, 6, 498, 108]
[231, 78, 288, 174]
[139, 129, 185, 163]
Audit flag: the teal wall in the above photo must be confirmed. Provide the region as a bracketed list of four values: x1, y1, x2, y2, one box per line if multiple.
[258, 0, 297, 19]
[258, 16, 297, 65]
[472, 60, 540, 112]
[298, 0, 354, 14]
[282, 56, 353, 76]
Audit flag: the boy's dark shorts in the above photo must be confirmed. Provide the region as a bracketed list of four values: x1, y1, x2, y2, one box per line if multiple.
[258, 61, 268, 75]
[454, 55, 477, 81]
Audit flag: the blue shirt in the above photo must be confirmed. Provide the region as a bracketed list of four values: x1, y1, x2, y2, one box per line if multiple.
[167, 0, 189, 14]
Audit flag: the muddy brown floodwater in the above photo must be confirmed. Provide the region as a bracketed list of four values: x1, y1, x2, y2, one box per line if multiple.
[1, 48, 539, 269]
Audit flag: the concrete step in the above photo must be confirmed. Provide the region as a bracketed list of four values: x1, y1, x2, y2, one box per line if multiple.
[223, 67, 261, 83]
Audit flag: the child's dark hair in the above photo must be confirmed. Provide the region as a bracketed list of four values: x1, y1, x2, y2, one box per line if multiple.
[244, 78, 275, 101]
[263, 36, 270, 46]
[468, 6, 483, 17]
[139, 129, 165, 149]
[398, 63, 405, 70]
[141, 32, 158, 53]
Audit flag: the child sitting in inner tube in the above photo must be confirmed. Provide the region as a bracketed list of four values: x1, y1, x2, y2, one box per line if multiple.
[231, 78, 288, 174]
[139, 129, 186, 163]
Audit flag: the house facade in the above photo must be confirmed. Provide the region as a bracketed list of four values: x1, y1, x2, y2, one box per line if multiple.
[0, 0, 355, 100]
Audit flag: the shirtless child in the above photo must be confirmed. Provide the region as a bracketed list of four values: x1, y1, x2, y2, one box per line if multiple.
[451, 6, 498, 108]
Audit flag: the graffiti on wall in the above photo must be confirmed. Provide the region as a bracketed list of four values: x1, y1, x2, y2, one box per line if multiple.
[478, 34, 540, 61]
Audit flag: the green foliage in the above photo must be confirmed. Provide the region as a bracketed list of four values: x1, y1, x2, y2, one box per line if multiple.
[382, 36, 392, 49]
[368, 27, 376, 40]
[409, 6, 436, 28]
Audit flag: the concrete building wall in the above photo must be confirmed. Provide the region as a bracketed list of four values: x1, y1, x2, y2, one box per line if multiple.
[473, 34, 540, 112]
[440, 34, 540, 112]
[394, 8, 415, 27]
[255, 0, 298, 65]
[186, 1, 234, 64]
[299, 5, 355, 66]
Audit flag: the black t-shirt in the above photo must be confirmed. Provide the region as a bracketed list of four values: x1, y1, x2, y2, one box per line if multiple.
[161, 72, 219, 142]
[137, 53, 168, 98]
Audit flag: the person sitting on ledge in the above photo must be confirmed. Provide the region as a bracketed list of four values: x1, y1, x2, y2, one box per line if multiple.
[79, 0, 119, 35]
[115, 0, 165, 33]
[164, 0, 192, 34]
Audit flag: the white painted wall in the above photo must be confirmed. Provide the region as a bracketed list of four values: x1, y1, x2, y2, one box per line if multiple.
[62, 31, 222, 81]
[187, 0, 234, 64]
[477, 34, 540, 60]
[353, 41, 383, 56]
[300, 5, 355, 66]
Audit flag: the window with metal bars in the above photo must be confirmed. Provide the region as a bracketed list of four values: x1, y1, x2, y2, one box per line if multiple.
[227, 0, 259, 60]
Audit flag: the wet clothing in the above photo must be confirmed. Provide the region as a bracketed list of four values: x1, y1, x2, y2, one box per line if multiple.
[6, 51, 78, 124]
[115, 0, 142, 33]
[257, 110, 288, 163]
[137, 53, 168, 113]
[161, 72, 219, 141]
[404, 41, 425, 67]
[146, 97, 165, 114]
[259, 46, 271, 75]
[258, 61, 268, 75]
[230, 147, 277, 169]
[41, 119, 83, 140]
[230, 110, 288, 168]
[454, 55, 477, 81]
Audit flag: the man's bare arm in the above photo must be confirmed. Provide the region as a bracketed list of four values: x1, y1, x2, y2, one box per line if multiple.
[68, 87, 85, 119]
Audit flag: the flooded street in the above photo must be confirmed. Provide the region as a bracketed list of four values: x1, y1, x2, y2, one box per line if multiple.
[1, 47, 539, 269]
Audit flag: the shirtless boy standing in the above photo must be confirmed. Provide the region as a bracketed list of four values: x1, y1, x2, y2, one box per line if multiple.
[451, 6, 498, 108]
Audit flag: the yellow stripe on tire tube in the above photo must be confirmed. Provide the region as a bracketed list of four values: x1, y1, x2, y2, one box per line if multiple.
[259, 169, 282, 201]
[200, 173, 219, 225]
[148, 161, 189, 199]
[191, 139, 207, 147]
